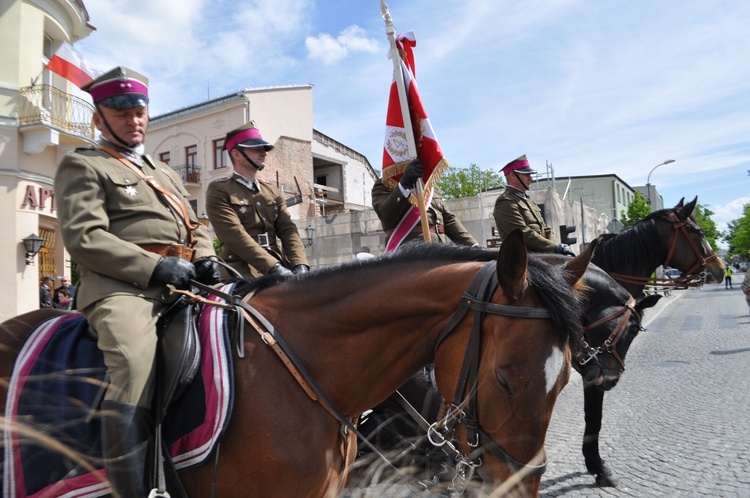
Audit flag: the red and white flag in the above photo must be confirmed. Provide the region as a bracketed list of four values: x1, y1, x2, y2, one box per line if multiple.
[45, 41, 102, 88]
[382, 32, 449, 252]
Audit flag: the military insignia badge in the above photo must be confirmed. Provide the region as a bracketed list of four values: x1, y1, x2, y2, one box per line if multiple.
[239, 206, 248, 214]
[124, 186, 138, 197]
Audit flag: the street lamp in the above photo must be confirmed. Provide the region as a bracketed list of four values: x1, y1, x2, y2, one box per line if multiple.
[646, 159, 676, 207]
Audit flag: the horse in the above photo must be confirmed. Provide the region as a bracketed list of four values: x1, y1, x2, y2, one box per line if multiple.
[592, 196, 724, 298]
[1, 230, 593, 498]
[579, 196, 725, 486]
[355, 254, 660, 485]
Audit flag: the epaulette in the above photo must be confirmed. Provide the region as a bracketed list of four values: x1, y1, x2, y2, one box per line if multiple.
[211, 176, 233, 183]
[74, 145, 98, 153]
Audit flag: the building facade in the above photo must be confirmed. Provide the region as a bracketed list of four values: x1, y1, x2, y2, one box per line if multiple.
[534, 173, 654, 223]
[0, 0, 94, 321]
[146, 88, 379, 229]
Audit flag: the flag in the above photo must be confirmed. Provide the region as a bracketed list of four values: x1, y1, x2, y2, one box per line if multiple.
[382, 32, 449, 252]
[45, 41, 102, 88]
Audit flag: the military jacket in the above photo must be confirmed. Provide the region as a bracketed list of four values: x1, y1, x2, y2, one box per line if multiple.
[205, 173, 308, 277]
[54, 140, 215, 310]
[492, 187, 558, 252]
[371, 179, 477, 246]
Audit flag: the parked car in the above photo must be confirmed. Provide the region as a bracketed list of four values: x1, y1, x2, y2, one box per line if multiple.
[665, 268, 682, 279]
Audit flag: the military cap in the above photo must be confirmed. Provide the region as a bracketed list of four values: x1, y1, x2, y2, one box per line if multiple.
[81, 66, 149, 109]
[224, 121, 274, 152]
[502, 154, 537, 175]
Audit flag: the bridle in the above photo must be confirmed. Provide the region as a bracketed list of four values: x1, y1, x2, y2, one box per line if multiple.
[577, 296, 640, 371]
[609, 211, 720, 289]
[431, 261, 555, 478]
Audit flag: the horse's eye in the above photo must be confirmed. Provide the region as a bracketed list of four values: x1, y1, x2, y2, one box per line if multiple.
[495, 371, 513, 396]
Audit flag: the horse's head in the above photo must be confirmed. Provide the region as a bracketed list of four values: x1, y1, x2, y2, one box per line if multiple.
[433, 230, 591, 494]
[574, 264, 661, 390]
[651, 196, 724, 284]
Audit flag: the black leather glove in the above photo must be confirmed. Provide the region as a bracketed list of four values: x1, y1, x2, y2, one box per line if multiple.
[269, 263, 293, 277]
[194, 259, 221, 285]
[151, 257, 196, 289]
[399, 159, 423, 190]
[555, 243, 576, 257]
[292, 265, 310, 275]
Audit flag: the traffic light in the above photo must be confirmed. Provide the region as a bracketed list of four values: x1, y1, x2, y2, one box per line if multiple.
[559, 225, 577, 245]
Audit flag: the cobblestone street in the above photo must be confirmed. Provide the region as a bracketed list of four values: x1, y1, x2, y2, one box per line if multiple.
[542, 282, 750, 497]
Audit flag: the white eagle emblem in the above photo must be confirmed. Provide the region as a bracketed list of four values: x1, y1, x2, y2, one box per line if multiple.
[124, 186, 138, 197]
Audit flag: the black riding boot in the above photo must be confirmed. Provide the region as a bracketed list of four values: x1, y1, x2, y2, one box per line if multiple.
[100, 400, 152, 498]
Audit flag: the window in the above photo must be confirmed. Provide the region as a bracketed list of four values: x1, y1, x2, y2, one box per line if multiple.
[159, 151, 170, 165]
[213, 139, 226, 170]
[185, 145, 198, 183]
[189, 199, 198, 216]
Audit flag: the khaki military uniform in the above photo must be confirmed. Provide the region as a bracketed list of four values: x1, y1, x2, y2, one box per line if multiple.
[205, 173, 308, 279]
[493, 186, 558, 252]
[54, 139, 214, 406]
[371, 179, 477, 246]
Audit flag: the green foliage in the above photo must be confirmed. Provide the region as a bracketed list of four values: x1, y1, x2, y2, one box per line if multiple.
[213, 236, 222, 255]
[437, 164, 505, 200]
[724, 203, 750, 261]
[692, 203, 720, 251]
[619, 192, 651, 227]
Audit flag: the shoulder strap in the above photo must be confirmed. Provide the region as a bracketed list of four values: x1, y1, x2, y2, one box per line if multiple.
[99, 145, 199, 246]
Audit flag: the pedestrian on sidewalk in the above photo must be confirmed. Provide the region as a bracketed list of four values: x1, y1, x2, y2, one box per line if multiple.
[742, 271, 750, 314]
[725, 266, 733, 289]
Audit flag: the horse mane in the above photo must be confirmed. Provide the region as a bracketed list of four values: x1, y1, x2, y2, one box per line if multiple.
[591, 208, 672, 270]
[232, 242, 584, 349]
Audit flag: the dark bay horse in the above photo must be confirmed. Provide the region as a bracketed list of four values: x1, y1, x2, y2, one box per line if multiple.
[1, 231, 592, 497]
[579, 196, 725, 486]
[592, 196, 724, 297]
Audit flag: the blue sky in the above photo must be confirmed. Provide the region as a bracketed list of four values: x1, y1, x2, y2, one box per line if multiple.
[76, 0, 750, 244]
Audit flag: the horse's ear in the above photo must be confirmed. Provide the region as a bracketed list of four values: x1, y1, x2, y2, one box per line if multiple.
[562, 239, 597, 286]
[675, 197, 685, 208]
[677, 196, 698, 220]
[636, 293, 662, 312]
[496, 229, 527, 301]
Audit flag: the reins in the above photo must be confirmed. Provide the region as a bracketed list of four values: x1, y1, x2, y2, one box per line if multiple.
[609, 211, 719, 290]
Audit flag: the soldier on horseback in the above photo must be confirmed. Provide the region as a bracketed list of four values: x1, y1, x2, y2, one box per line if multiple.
[54, 66, 220, 496]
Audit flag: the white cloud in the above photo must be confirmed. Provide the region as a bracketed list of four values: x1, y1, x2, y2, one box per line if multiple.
[306, 25, 379, 65]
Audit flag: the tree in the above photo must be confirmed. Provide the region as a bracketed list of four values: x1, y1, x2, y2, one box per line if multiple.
[724, 203, 750, 261]
[619, 192, 651, 227]
[692, 203, 720, 251]
[437, 164, 504, 200]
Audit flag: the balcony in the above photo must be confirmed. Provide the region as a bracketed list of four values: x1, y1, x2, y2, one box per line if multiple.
[18, 84, 95, 152]
[171, 164, 202, 185]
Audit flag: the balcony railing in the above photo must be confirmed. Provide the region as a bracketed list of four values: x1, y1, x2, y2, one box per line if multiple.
[18, 84, 96, 140]
[171, 164, 202, 184]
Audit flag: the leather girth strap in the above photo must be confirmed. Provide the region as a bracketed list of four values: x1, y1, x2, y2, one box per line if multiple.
[99, 145, 200, 246]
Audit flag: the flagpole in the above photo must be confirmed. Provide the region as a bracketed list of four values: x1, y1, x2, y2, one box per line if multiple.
[380, 1, 432, 243]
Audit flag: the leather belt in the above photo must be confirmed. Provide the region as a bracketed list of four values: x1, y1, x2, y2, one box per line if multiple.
[385, 224, 445, 237]
[251, 232, 276, 248]
[140, 244, 194, 261]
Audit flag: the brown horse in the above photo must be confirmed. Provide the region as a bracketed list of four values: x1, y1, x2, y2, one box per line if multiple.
[1, 230, 592, 497]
